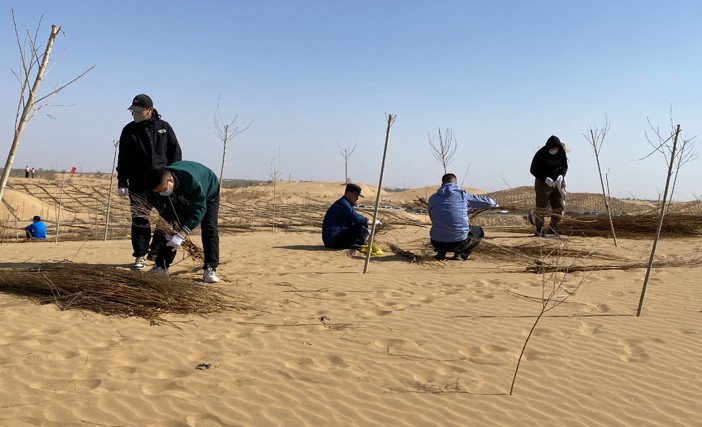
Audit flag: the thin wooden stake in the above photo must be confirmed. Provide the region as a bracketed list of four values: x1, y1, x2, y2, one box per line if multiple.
[363, 113, 396, 274]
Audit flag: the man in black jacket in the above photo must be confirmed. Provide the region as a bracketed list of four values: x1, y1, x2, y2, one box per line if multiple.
[116, 94, 182, 269]
[529, 135, 569, 236]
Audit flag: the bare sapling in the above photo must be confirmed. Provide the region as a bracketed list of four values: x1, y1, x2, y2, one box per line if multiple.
[337, 142, 356, 184]
[0, 10, 94, 204]
[584, 116, 618, 247]
[363, 113, 396, 274]
[428, 128, 457, 175]
[636, 122, 686, 316]
[509, 243, 586, 395]
[104, 139, 118, 241]
[266, 147, 283, 231]
[214, 96, 251, 186]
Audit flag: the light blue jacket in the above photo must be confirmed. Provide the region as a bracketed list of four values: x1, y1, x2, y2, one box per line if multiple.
[428, 183, 496, 242]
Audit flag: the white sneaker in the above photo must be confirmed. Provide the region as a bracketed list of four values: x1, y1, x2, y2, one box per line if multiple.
[148, 265, 168, 275]
[203, 267, 219, 283]
[131, 256, 146, 270]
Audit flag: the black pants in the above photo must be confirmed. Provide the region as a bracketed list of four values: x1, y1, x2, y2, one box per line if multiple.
[129, 189, 167, 258]
[431, 225, 485, 256]
[329, 224, 368, 249]
[156, 188, 220, 271]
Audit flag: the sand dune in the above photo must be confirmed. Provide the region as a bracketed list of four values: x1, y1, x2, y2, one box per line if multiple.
[0, 178, 700, 426]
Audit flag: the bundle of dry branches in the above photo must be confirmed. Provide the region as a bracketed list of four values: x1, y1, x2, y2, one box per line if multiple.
[0, 263, 244, 325]
[526, 254, 702, 273]
[130, 194, 204, 262]
[561, 213, 702, 238]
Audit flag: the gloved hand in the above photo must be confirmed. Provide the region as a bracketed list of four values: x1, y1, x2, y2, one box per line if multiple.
[374, 219, 382, 227]
[544, 177, 555, 187]
[494, 203, 500, 208]
[556, 175, 564, 184]
[118, 187, 129, 197]
[166, 233, 185, 252]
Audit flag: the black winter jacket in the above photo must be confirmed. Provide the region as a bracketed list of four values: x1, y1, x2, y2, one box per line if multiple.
[117, 109, 182, 190]
[530, 136, 568, 182]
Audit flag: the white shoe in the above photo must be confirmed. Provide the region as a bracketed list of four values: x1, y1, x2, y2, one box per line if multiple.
[148, 265, 168, 275]
[131, 256, 146, 270]
[203, 267, 219, 283]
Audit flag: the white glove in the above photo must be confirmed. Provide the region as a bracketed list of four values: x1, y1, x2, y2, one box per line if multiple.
[556, 175, 564, 184]
[166, 233, 185, 252]
[374, 219, 382, 227]
[494, 203, 500, 208]
[118, 187, 129, 197]
[544, 177, 555, 187]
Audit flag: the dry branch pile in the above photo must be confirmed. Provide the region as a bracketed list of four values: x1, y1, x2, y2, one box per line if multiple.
[0, 263, 245, 325]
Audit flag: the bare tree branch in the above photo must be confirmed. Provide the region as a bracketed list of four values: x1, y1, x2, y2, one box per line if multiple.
[428, 128, 457, 174]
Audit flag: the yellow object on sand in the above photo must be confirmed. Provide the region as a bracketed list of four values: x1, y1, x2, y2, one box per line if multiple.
[360, 244, 383, 256]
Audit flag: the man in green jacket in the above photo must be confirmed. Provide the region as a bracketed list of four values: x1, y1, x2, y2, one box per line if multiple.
[145, 161, 220, 283]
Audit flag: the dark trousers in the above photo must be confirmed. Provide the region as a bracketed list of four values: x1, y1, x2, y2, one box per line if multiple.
[156, 188, 220, 271]
[431, 225, 485, 256]
[129, 189, 167, 258]
[329, 224, 369, 249]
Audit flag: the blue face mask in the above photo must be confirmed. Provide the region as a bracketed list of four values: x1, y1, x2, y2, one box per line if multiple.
[548, 148, 559, 155]
[159, 189, 173, 196]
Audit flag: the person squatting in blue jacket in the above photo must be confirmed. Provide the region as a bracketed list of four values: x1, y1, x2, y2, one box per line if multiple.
[322, 183, 371, 249]
[428, 173, 498, 261]
[24, 215, 47, 240]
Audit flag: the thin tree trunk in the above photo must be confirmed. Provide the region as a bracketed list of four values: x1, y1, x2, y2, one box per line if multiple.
[636, 124, 680, 316]
[363, 114, 396, 274]
[591, 129, 618, 247]
[0, 25, 60, 204]
[55, 171, 66, 244]
[104, 140, 118, 241]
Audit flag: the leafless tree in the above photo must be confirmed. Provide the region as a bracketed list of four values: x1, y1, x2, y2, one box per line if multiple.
[584, 115, 618, 247]
[214, 96, 251, 186]
[636, 121, 689, 316]
[337, 142, 356, 184]
[267, 146, 283, 230]
[428, 128, 457, 175]
[0, 11, 94, 203]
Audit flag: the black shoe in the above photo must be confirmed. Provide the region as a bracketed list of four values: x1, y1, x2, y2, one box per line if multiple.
[546, 227, 561, 236]
[434, 253, 447, 261]
[452, 253, 468, 261]
[349, 244, 363, 250]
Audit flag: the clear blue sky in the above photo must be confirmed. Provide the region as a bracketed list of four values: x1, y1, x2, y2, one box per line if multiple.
[1, 1, 700, 200]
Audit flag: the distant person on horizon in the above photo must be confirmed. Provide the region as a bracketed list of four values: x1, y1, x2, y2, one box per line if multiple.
[24, 166, 30, 178]
[529, 135, 569, 237]
[117, 93, 182, 270]
[24, 216, 47, 240]
[144, 161, 220, 283]
[428, 173, 498, 260]
[322, 183, 375, 249]
[31, 167, 36, 178]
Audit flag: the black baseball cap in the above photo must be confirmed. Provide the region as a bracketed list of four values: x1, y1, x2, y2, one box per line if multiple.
[128, 94, 153, 111]
[345, 183, 363, 197]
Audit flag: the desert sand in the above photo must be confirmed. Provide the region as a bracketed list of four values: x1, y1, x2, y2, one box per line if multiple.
[1, 177, 701, 426]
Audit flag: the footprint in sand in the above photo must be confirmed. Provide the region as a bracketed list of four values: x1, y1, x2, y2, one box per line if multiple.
[284, 355, 349, 370]
[617, 339, 649, 363]
[30, 378, 101, 392]
[571, 321, 603, 337]
[142, 380, 197, 399]
[185, 415, 226, 427]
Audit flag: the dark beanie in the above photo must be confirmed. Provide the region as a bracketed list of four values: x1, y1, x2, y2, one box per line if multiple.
[545, 135, 563, 149]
